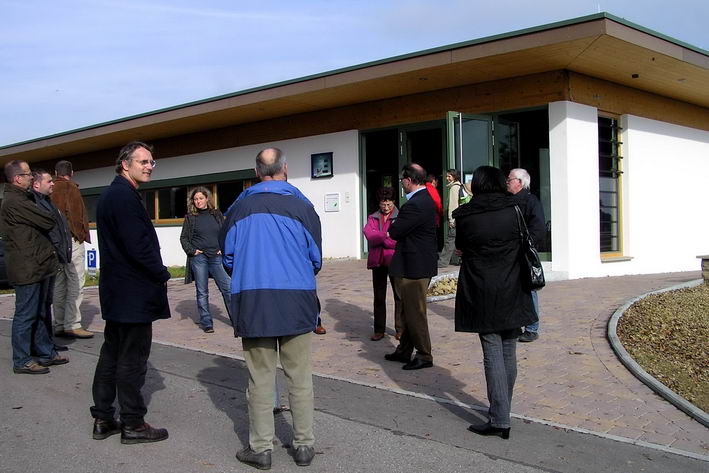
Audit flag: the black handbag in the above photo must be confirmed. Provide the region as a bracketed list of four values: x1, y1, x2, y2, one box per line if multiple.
[514, 205, 545, 290]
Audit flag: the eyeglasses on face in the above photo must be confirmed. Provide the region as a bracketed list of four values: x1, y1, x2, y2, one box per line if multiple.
[506, 177, 520, 183]
[134, 159, 157, 167]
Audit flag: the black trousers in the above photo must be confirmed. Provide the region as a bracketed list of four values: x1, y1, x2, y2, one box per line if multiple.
[371, 266, 402, 334]
[90, 320, 152, 427]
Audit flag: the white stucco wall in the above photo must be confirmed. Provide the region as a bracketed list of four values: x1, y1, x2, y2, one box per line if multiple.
[549, 101, 709, 279]
[76, 130, 362, 267]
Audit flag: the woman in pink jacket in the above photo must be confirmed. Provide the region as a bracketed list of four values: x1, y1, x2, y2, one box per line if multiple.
[363, 187, 402, 341]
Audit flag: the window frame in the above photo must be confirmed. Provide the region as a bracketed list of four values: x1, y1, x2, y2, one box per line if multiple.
[598, 113, 624, 258]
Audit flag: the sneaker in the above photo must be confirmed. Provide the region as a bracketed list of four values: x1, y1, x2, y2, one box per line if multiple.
[62, 328, 94, 339]
[518, 331, 539, 343]
[203, 327, 214, 333]
[13, 361, 50, 375]
[38, 354, 69, 367]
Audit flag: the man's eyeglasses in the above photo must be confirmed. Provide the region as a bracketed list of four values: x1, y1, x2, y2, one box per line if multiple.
[135, 159, 157, 167]
[506, 178, 520, 183]
[16, 173, 32, 178]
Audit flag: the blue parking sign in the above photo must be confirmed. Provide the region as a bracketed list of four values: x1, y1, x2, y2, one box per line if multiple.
[87, 249, 97, 276]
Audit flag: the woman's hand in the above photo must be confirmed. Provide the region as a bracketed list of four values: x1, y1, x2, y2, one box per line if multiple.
[194, 249, 203, 256]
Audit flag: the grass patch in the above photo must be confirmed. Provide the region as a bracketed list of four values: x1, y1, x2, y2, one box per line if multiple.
[1, 266, 186, 292]
[617, 283, 709, 412]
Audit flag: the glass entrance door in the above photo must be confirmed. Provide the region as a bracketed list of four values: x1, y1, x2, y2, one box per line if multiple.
[446, 112, 493, 185]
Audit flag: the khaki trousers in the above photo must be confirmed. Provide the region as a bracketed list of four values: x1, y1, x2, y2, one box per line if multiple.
[393, 277, 433, 362]
[242, 332, 314, 453]
[53, 239, 85, 331]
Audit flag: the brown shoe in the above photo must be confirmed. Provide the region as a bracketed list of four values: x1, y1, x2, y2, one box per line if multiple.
[370, 333, 385, 341]
[394, 332, 402, 340]
[314, 325, 326, 335]
[63, 328, 94, 339]
[121, 422, 168, 444]
[13, 360, 49, 375]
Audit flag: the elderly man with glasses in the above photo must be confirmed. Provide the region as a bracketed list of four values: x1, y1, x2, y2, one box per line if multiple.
[506, 168, 546, 342]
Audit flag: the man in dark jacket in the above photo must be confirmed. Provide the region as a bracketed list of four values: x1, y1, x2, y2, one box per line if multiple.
[31, 169, 72, 354]
[90, 142, 171, 444]
[507, 168, 546, 342]
[0, 160, 64, 374]
[385, 163, 438, 370]
[222, 147, 321, 470]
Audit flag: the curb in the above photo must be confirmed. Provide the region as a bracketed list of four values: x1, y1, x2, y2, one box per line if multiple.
[607, 278, 709, 429]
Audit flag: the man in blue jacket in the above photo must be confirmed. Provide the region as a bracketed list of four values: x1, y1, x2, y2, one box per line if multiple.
[222, 147, 322, 470]
[90, 142, 171, 444]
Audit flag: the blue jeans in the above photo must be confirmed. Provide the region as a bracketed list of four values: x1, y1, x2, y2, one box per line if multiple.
[191, 253, 232, 329]
[525, 290, 540, 333]
[479, 330, 518, 429]
[12, 278, 56, 368]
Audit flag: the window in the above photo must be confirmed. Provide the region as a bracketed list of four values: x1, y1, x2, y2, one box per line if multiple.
[83, 169, 257, 225]
[598, 116, 622, 254]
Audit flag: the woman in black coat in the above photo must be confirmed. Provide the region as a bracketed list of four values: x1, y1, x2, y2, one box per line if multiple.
[453, 166, 537, 439]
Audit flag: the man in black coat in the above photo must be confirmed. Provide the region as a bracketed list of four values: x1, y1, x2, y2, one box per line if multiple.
[90, 142, 171, 444]
[507, 168, 546, 343]
[385, 163, 438, 370]
[31, 169, 72, 355]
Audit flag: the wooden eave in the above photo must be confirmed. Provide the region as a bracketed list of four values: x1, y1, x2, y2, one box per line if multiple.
[1, 13, 707, 164]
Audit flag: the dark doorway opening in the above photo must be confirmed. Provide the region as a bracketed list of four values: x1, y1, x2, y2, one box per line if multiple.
[363, 129, 398, 216]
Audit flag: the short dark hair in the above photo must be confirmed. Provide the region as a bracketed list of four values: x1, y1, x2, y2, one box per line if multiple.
[115, 141, 153, 174]
[446, 169, 461, 182]
[471, 166, 506, 194]
[4, 160, 27, 181]
[255, 147, 286, 178]
[31, 168, 50, 182]
[425, 174, 438, 184]
[376, 187, 395, 202]
[401, 163, 426, 185]
[55, 160, 73, 177]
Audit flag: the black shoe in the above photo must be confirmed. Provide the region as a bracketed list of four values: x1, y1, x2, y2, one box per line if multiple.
[38, 354, 69, 367]
[402, 358, 433, 370]
[93, 418, 121, 440]
[519, 331, 539, 343]
[120, 423, 168, 444]
[467, 423, 510, 439]
[384, 352, 411, 363]
[293, 445, 315, 466]
[203, 326, 214, 333]
[54, 344, 69, 352]
[236, 447, 272, 470]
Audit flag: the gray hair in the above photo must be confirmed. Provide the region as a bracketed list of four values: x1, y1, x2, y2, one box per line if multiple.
[255, 147, 286, 178]
[510, 168, 531, 189]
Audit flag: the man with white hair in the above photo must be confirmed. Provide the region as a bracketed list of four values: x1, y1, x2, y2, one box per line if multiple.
[506, 168, 546, 342]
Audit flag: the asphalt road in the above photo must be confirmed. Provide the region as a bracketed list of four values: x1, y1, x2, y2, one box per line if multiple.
[0, 320, 705, 473]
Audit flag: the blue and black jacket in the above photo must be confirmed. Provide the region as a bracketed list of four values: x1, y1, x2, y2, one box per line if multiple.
[221, 180, 322, 338]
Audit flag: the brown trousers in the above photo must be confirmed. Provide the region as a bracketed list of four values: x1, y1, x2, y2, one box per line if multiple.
[392, 277, 433, 362]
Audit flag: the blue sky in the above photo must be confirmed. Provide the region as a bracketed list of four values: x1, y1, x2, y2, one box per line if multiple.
[1, 0, 706, 146]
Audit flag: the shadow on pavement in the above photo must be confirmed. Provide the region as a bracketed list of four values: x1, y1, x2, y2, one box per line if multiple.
[324, 297, 488, 427]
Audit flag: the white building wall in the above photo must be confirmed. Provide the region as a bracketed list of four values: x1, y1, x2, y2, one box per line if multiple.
[549, 102, 709, 279]
[548, 101, 601, 279]
[77, 130, 362, 267]
[602, 115, 709, 276]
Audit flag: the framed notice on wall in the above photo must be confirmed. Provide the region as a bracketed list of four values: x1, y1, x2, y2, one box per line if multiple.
[311, 152, 333, 178]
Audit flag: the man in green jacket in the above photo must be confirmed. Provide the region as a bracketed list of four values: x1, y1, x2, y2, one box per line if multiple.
[0, 160, 66, 374]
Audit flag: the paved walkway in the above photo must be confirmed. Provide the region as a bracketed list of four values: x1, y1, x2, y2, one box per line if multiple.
[1, 259, 706, 457]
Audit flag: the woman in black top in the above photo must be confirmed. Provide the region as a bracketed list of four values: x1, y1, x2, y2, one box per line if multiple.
[453, 166, 537, 439]
[180, 187, 231, 333]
